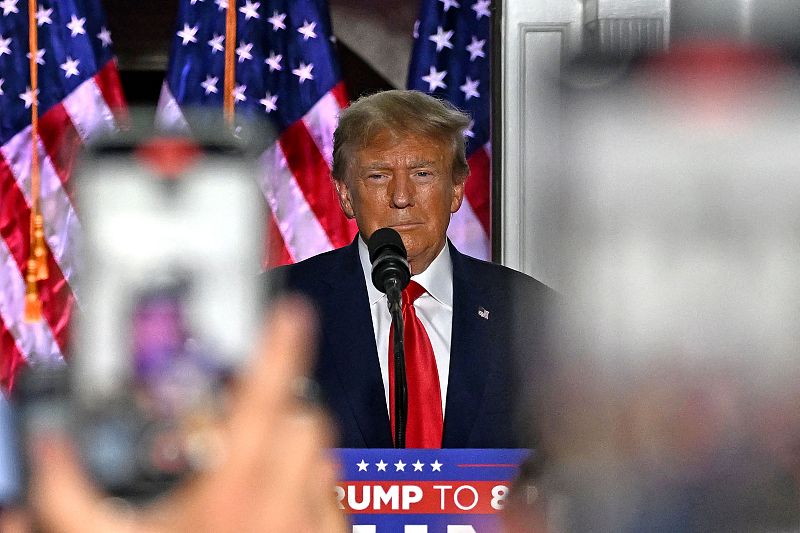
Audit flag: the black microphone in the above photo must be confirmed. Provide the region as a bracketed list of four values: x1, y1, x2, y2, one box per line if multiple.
[367, 227, 410, 448]
[368, 227, 411, 299]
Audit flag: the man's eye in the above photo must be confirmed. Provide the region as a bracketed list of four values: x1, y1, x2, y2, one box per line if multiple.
[415, 171, 432, 178]
[367, 173, 387, 180]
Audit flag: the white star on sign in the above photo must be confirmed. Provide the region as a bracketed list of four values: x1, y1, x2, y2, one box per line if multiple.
[460, 76, 480, 100]
[472, 0, 491, 19]
[413, 20, 420, 39]
[0, 0, 18, 16]
[292, 62, 314, 84]
[0, 35, 11, 56]
[265, 50, 282, 72]
[235, 41, 253, 62]
[190, 0, 205, 4]
[0, 79, 4, 96]
[207, 33, 224, 53]
[97, 26, 112, 47]
[19, 87, 38, 109]
[259, 92, 277, 113]
[201, 75, 218, 95]
[239, 0, 260, 20]
[429, 25, 454, 52]
[177, 23, 198, 45]
[60, 56, 80, 78]
[36, 5, 52, 26]
[357, 460, 369, 472]
[233, 83, 247, 103]
[26, 49, 45, 66]
[268, 10, 286, 31]
[438, 0, 460, 11]
[412, 460, 425, 472]
[66, 14, 86, 37]
[430, 460, 443, 472]
[394, 460, 406, 472]
[421, 65, 447, 92]
[297, 20, 317, 40]
[215, 0, 227, 10]
[466, 35, 485, 61]
[376, 460, 388, 472]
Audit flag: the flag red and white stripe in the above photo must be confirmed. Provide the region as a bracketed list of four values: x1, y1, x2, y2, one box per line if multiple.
[157, 81, 356, 266]
[0, 61, 126, 390]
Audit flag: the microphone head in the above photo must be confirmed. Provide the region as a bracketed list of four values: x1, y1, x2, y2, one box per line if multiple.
[368, 227, 406, 263]
[368, 228, 411, 294]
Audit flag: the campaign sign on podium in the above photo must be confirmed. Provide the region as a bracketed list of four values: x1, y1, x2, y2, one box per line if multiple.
[335, 449, 529, 532]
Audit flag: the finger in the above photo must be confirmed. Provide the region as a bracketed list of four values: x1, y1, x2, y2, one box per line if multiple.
[308, 451, 349, 533]
[263, 411, 337, 529]
[28, 435, 131, 533]
[229, 296, 318, 442]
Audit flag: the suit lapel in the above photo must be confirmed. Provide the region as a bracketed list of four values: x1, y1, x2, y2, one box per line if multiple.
[324, 240, 393, 447]
[442, 244, 495, 447]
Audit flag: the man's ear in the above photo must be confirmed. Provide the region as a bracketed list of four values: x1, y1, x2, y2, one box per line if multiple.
[334, 178, 356, 219]
[450, 176, 466, 214]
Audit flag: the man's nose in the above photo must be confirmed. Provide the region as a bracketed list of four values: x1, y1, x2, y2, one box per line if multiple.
[389, 173, 415, 208]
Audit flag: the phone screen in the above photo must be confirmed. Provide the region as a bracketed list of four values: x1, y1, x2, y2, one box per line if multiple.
[62, 125, 268, 496]
[74, 134, 265, 406]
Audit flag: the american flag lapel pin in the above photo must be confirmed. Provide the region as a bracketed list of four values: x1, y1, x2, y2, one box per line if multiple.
[478, 306, 489, 320]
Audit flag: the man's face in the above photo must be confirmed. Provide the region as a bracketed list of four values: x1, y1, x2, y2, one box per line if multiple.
[335, 129, 465, 275]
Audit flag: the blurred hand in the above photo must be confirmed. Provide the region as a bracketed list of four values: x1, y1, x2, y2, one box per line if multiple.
[27, 298, 347, 533]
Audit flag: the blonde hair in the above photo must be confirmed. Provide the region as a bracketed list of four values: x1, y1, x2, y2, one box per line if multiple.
[332, 90, 471, 183]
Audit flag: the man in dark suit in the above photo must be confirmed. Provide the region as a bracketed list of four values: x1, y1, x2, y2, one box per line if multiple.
[273, 90, 551, 448]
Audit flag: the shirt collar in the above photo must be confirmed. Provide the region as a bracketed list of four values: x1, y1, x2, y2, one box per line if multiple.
[358, 236, 453, 307]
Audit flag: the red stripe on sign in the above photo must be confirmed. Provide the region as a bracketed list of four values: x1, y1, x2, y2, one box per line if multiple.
[457, 464, 519, 468]
[38, 103, 82, 198]
[465, 147, 491, 237]
[264, 211, 293, 268]
[278, 120, 357, 249]
[337, 481, 509, 514]
[94, 60, 129, 120]
[331, 81, 349, 109]
[0, 156, 75, 353]
[0, 323, 27, 391]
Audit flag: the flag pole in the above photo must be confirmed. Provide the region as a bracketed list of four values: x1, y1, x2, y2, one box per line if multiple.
[223, 0, 236, 127]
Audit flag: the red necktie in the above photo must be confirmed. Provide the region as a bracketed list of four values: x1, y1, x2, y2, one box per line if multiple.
[388, 280, 443, 448]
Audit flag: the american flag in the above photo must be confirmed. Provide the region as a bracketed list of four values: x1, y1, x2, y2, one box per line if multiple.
[408, 0, 492, 260]
[0, 0, 126, 390]
[158, 0, 357, 266]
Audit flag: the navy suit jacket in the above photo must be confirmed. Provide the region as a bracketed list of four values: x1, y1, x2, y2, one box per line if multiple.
[272, 238, 552, 448]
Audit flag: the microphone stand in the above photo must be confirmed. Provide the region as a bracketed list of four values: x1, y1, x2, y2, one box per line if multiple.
[386, 278, 407, 449]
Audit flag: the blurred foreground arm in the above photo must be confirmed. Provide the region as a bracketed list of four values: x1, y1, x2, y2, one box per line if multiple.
[28, 298, 347, 533]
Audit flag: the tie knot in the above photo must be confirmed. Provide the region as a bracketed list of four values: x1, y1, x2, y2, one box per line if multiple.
[403, 280, 427, 305]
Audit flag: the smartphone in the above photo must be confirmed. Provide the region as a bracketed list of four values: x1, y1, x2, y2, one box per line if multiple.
[16, 115, 268, 500]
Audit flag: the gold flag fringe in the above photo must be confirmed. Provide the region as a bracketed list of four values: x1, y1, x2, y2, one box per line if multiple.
[24, 0, 47, 322]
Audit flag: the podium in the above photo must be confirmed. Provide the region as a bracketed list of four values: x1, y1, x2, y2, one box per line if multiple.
[335, 449, 529, 532]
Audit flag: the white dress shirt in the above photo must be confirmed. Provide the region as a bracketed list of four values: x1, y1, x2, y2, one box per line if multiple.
[358, 237, 453, 415]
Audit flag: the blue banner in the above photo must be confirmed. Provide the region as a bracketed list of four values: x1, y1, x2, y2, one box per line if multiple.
[335, 449, 529, 532]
